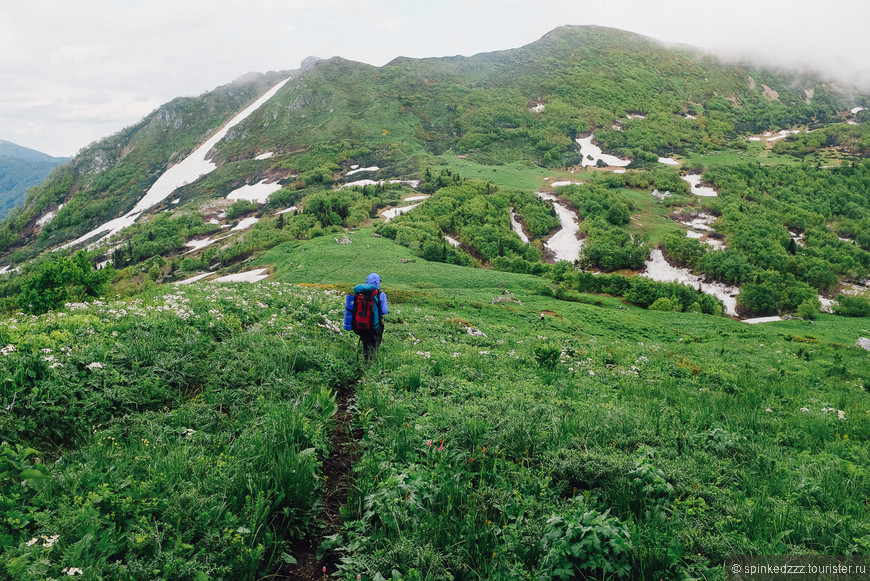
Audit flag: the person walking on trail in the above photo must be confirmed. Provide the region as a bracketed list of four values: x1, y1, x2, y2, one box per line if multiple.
[344, 272, 389, 363]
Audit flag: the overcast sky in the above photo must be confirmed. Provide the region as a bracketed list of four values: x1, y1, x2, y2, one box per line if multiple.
[2, 0, 868, 157]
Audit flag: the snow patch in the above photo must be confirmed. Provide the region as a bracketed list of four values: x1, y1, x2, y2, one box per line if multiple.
[536, 192, 583, 262]
[276, 206, 298, 214]
[575, 135, 632, 168]
[226, 180, 283, 203]
[255, 152, 274, 160]
[444, 235, 461, 247]
[174, 272, 212, 285]
[231, 217, 259, 231]
[212, 269, 269, 283]
[382, 202, 422, 222]
[346, 166, 379, 176]
[185, 235, 231, 254]
[61, 77, 291, 249]
[509, 208, 529, 243]
[658, 157, 679, 166]
[681, 174, 718, 197]
[404, 195, 429, 202]
[641, 249, 739, 316]
[742, 316, 782, 324]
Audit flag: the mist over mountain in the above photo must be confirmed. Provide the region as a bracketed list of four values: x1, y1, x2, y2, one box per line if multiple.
[0, 140, 68, 220]
[0, 25, 868, 303]
[0, 25, 869, 579]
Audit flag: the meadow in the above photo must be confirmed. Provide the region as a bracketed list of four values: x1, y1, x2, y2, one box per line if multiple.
[3, 233, 869, 580]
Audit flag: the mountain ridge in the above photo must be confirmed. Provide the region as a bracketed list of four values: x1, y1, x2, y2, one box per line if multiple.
[0, 25, 867, 321]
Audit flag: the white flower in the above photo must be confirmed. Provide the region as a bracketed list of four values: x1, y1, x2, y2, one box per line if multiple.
[42, 534, 59, 547]
[588, 370, 595, 377]
[182, 428, 197, 438]
[26, 537, 38, 547]
[838, 410, 846, 421]
[765, 408, 773, 413]
[63, 567, 84, 576]
[453, 352, 460, 358]
[800, 407, 810, 413]
[87, 362, 104, 370]
[478, 350, 490, 355]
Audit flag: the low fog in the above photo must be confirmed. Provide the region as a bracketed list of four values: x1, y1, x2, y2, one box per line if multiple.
[1, 0, 867, 156]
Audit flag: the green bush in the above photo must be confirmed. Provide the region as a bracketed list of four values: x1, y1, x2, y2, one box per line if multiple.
[540, 503, 633, 580]
[834, 295, 870, 317]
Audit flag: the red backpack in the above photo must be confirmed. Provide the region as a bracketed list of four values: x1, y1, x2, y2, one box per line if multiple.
[352, 285, 381, 332]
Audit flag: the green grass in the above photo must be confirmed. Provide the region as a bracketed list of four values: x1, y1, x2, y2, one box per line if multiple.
[2, 237, 869, 579]
[432, 154, 558, 191]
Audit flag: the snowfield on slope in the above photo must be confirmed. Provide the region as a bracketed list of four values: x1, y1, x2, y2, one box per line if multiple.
[62, 78, 291, 249]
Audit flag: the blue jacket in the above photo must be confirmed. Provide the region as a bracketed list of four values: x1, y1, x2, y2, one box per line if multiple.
[344, 273, 389, 330]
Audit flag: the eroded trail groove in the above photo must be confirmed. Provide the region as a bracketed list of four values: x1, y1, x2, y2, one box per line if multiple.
[274, 381, 361, 580]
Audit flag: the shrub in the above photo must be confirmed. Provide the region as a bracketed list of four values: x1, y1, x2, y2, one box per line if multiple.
[797, 297, 821, 320]
[540, 502, 633, 580]
[649, 297, 676, 312]
[834, 295, 870, 317]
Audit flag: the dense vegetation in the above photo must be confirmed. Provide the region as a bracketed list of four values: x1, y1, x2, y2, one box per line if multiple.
[0, 24, 869, 580]
[3, 234, 868, 580]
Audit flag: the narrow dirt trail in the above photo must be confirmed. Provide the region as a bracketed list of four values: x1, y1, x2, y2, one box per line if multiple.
[271, 381, 361, 580]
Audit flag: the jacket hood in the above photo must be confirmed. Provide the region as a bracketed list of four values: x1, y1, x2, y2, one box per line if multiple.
[366, 273, 381, 288]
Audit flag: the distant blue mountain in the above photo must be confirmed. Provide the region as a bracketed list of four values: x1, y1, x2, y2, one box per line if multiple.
[0, 140, 69, 219]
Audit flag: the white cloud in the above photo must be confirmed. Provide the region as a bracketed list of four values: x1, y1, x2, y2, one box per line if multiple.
[1, 0, 868, 156]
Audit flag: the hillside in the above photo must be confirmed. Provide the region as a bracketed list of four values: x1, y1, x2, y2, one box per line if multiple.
[1, 234, 868, 580]
[0, 141, 68, 220]
[0, 26, 869, 577]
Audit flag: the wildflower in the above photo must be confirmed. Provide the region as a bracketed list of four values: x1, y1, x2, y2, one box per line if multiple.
[26, 537, 38, 547]
[838, 410, 846, 421]
[87, 362, 104, 370]
[42, 534, 59, 547]
[588, 370, 595, 377]
[427, 440, 432, 447]
[62, 567, 84, 576]
[800, 407, 810, 412]
[439, 444, 443, 452]
[482, 446, 486, 453]
[765, 408, 773, 413]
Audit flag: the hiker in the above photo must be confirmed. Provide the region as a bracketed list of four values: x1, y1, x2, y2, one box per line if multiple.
[344, 272, 389, 363]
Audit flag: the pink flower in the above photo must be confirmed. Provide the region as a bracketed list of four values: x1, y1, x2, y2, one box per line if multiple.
[439, 444, 443, 451]
[427, 440, 432, 447]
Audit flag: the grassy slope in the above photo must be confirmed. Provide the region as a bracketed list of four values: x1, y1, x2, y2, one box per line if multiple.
[257, 234, 870, 578]
[1, 229, 868, 579]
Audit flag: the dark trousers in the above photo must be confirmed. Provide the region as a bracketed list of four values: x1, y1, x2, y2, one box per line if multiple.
[357, 326, 384, 363]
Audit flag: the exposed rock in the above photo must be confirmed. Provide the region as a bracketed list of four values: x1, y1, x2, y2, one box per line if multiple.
[492, 296, 522, 305]
[334, 234, 351, 244]
[856, 337, 870, 351]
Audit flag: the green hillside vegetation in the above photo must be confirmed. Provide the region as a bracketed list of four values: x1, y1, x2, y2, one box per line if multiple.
[1, 25, 870, 578]
[1, 237, 868, 580]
